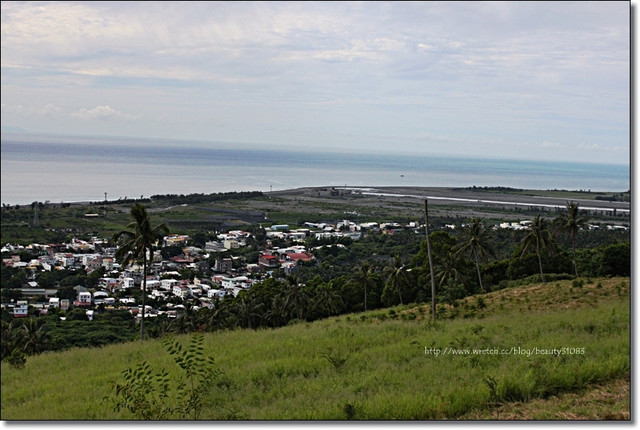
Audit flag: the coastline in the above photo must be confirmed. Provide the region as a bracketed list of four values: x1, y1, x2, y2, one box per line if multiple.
[6, 186, 630, 215]
[269, 186, 630, 214]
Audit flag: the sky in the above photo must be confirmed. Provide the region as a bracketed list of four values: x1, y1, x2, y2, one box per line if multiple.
[0, 1, 631, 165]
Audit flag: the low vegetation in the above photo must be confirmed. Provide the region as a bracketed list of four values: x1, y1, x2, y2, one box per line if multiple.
[0, 277, 629, 420]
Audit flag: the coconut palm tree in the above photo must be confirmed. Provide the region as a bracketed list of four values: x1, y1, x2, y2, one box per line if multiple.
[21, 318, 49, 355]
[349, 262, 378, 312]
[267, 294, 290, 327]
[454, 218, 494, 292]
[554, 201, 588, 277]
[435, 250, 466, 289]
[113, 203, 169, 342]
[519, 215, 556, 282]
[281, 275, 310, 320]
[383, 255, 410, 305]
[234, 294, 264, 330]
[204, 299, 232, 331]
[313, 281, 344, 318]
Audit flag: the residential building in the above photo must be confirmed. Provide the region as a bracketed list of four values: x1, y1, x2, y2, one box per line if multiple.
[13, 301, 29, 318]
[258, 254, 280, 268]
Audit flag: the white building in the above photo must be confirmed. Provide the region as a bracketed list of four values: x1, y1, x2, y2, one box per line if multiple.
[161, 278, 179, 291]
[14, 301, 29, 318]
[223, 239, 240, 250]
[221, 276, 252, 289]
[207, 289, 227, 299]
[173, 285, 190, 299]
[121, 277, 135, 289]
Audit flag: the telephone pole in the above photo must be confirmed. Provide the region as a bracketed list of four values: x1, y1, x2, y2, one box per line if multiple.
[33, 201, 39, 228]
[424, 200, 436, 319]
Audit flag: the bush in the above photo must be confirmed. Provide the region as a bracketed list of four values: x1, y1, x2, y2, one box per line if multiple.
[7, 348, 26, 369]
[108, 333, 222, 420]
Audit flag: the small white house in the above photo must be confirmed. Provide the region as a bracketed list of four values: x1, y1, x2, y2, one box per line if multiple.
[173, 285, 190, 299]
[208, 289, 227, 299]
[121, 277, 135, 289]
[13, 301, 29, 318]
[221, 276, 252, 289]
[48, 297, 60, 308]
[161, 278, 179, 290]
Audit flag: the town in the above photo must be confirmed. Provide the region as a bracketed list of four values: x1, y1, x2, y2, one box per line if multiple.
[2, 210, 628, 323]
[2, 217, 412, 320]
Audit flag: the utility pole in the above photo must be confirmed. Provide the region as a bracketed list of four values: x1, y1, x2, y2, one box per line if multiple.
[33, 201, 39, 228]
[104, 192, 107, 218]
[424, 200, 436, 319]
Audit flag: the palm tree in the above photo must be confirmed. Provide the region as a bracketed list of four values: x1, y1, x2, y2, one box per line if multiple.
[173, 302, 199, 334]
[435, 250, 466, 289]
[113, 203, 169, 341]
[267, 294, 290, 327]
[234, 294, 264, 330]
[313, 281, 344, 318]
[383, 255, 409, 305]
[21, 318, 49, 355]
[349, 262, 378, 312]
[554, 201, 588, 277]
[519, 215, 556, 282]
[204, 299, 232, 331]
[281, 275, 310, 320]
[454, 218, 493, 292]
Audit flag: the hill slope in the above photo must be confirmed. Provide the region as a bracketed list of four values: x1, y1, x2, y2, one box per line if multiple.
[0, 277, 630, 421]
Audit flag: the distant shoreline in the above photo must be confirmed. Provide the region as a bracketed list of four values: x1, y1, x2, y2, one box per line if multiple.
[3, 186, 630, 214]
[341, 186, 630, 213]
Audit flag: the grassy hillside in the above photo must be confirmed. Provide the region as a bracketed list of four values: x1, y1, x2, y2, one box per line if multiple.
[0, 277, 630, 421]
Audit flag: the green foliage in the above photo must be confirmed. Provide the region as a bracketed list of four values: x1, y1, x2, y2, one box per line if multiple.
[572, 278, 585, 289]
[110, 361, 172, 420]
[7, 348, 26, 369]
[322, 350, 347, 372]
[109, 333, 221, 420]
[598, 242, 630, 277]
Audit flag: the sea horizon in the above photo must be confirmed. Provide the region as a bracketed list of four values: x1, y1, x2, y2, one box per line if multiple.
[1, 132, 630, 206]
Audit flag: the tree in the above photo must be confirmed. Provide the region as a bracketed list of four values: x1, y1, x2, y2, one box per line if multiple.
[348, 262, 378, 312]
[21, 318, 50, 355]
[598, 242, 630, 277]
[435, 251, 466, 290]
[313, 281, 344, 318]
[519, 215, 556, 283]
[383, 255, 410, 305]
[454, 218, 494, 292]
[113, 203, 170, 342]
[234, 294, 264, 330]
[281, 275, 310, 321]
[267, 294, 290, 327]
[554, 201, 589, 277]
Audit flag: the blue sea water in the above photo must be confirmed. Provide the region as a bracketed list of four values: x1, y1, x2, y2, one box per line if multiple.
[0, 133, 630, 205]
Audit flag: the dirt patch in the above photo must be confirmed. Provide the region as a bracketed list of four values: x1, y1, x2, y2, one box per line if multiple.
[460, 377, 630, 420]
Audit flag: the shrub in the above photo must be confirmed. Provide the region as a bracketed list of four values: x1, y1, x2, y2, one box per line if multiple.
[108, 333, 222, 420]
[7, 348, 26, 369]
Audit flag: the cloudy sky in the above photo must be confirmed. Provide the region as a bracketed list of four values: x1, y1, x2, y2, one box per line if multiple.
[1, 1, 630, 164]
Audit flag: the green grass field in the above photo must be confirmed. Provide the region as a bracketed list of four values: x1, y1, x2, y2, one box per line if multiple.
[0, 277, 630, 421]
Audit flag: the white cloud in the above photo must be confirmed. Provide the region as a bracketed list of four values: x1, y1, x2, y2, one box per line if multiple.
[71, 105, 139, 121]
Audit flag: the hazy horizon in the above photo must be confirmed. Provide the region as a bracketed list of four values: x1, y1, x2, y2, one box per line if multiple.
[0, 129, 631, 168]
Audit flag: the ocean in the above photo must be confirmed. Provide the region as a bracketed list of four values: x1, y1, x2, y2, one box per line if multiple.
[0, 133, 630, 206]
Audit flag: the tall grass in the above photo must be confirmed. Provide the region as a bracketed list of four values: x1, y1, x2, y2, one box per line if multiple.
[1, 278, 629, 420]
